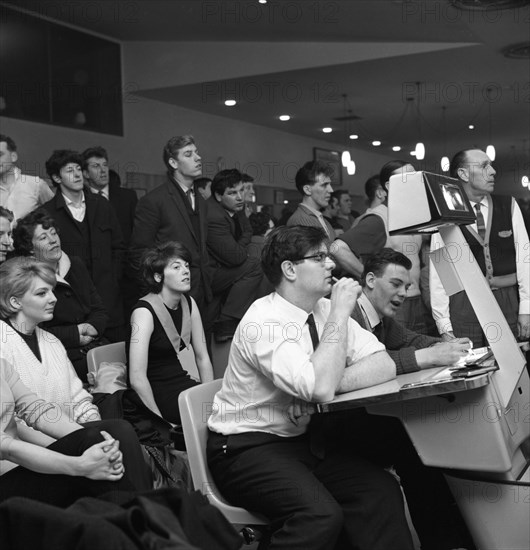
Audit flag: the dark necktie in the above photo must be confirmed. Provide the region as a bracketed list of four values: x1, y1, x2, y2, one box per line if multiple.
[233, 215, 242, 241]
[373, 321, 383, 341]
[307, 314, 320, 350]
[474, 203, 486, 240]
[307, 313, 325, 459]
[186, 189, 194, 211]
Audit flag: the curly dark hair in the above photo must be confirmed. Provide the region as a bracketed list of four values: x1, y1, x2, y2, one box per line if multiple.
[141, 241, 192, 294]
[13, 209, 58, 256]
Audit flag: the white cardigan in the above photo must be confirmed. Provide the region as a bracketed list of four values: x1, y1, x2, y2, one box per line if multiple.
[0, 320, 100, 424]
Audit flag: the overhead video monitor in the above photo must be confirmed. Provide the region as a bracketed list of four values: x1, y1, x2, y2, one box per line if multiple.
[388, 171, 475, 235]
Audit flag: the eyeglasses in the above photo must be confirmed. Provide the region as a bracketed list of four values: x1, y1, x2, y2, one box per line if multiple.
[294, 252, 334, 264]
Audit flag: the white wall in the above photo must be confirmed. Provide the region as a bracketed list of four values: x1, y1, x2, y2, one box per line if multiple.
[0, 93, 390, 195]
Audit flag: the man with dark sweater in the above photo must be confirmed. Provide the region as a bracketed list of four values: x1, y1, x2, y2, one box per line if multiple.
[336, 248, 474, 550]
[353, 248, 470, 373]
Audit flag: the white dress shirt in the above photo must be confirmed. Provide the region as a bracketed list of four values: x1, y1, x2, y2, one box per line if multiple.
[208, 292, 385, 437]
[62, 193, 86, 222]
[429, 195, 530, 334]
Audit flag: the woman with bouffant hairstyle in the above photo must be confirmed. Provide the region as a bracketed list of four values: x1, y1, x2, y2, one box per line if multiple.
[128, 241, 213, 425]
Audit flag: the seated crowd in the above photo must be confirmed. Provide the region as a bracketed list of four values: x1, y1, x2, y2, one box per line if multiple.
[1, 131, 529, 550]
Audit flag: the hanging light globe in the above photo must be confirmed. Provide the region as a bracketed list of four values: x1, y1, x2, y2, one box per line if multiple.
[341, 150, 351, 167]
[486, 144, 496, 161]
[347, 160, 356, 175]
[415, 142, 425, 160]
[440, 156, 450, 172]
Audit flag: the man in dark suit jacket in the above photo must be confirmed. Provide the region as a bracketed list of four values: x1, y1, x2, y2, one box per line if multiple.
[43, 149, 125, 341]
[129, 136, 211, 318]
[206, 169, 263, 340]
[81, 147, 138, 246]
[337, 248, 474, 550]
[82, 147, 138, 319]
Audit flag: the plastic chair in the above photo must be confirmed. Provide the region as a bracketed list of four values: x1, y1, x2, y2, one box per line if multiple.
[86, 341, 126, 375]
[178, 380, 269, 544]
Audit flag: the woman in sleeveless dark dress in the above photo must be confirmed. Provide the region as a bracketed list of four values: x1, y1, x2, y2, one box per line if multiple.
[128, 242, 214, 424]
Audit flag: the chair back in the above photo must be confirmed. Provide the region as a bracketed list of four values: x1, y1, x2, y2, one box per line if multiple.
[86, 342, 126, 375]
[178, 380, 267, 526]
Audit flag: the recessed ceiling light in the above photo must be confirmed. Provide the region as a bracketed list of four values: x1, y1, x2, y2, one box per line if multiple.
[349, 134, 358, 140]
[279, 115, 290, 121]
[224, 99, 237, 107]
[372, 140, 381, 146]
[258, 0, 267, 4]
[468, 124, 474, 130]
[322, 127, 333, 133]
[392, 146, 401, 152]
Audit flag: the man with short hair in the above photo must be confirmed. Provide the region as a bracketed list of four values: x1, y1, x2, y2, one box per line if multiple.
[207, 225, 414, 550]
[287, 160, 336, 240]
[0, 134, 54, 221]
[333, 190, 355, 232]
[354, 248, 470, 373]
[206, 168, 263, 340]
[430, 148, 530, 346]
[344, 247, 475, 550]
[0, 206, 14, 263]
[43, 149, 125, 342]
[129, 135, 211, 317]
[82, 146, 138, 246]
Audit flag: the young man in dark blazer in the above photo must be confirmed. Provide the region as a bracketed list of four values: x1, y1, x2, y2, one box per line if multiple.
[82, 146, 138, 319]
[43, 149, 125, 342]
[129, 135, 211, 319]
[82, 146, 137, 246]
[206, 169, 263, 340]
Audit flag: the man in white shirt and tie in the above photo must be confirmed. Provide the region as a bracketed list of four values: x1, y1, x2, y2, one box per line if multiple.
[430, 148, 530, 347]
[207, 225, 415, 550]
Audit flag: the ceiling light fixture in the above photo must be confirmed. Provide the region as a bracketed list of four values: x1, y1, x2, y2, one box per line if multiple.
[468, 124, 475, 130]
[440, 106, 450, 172]
[224, 99, 236, 106]
[372, 140, 381, 146]
[322, 127, 332, 133]
[392, 146, 401, 152]
[279, 115, 290, 121]
[349, 134, 358, 140]
[485, 87, 496, 161]
[414, 82, 425, 160]
[340, 94, 356, 174]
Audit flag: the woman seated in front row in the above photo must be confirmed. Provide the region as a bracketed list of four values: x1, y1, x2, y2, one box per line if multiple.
[0, 259, 151, 506]
[0, 257, 102, 432]
[0, 358, 150, 506]
[12, 209, 108, 382]
[129, 242, 214, 424]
